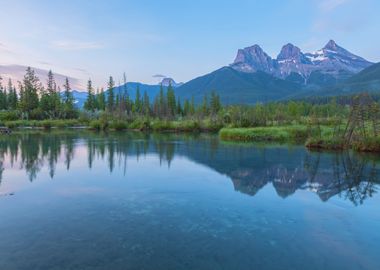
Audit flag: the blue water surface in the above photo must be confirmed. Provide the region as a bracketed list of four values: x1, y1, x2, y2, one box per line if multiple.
[0, 131, 379, 270]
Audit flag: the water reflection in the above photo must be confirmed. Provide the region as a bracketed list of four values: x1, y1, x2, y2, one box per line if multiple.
[0, 131, 378, 205]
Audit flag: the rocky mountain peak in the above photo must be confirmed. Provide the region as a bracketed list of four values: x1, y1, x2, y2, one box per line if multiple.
[232, 44, 275, 73]
[323, 39, 339, 51]
[160, 77, 182, 87]
[277, 43, 303, 61]
[230, 40, 373, 80]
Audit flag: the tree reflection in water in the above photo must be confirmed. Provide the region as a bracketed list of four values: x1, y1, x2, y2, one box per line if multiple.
[0, 131, 378, 205]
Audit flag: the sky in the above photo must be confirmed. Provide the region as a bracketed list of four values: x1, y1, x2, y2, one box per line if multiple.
[0, 0, 379, 89]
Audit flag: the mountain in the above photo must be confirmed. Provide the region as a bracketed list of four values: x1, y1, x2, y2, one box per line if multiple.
[230, 40, 373, 84]
[72, 80, 183, 108]
[231, 44, 277, 74]
[302, 62, 380, 97]
[160, 77, 183, 87]
[176, 40, 377, 104]
[175, 67, 303, 104]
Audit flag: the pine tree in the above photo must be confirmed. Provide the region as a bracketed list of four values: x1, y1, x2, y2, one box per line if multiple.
[190, 96, 195, 115]
[201, 94, 208, 115]
[46, 70, 61, 117]
[135, 85, 141, 113]
[143, 91, 150, 116]
[166, 83, 176, 117]
[97, 88, 106, 111]
[7, 79, 17, 110]
[183, 99, 190, 116]
[107, 76, 115, 112]
[177, 97, 182, 116]
[62, 77, 76, 118]
[84, 79, 96, 112]
[0, 77, 6, 110]
[20, 67, 40, 118]
[210, 91, 221, 114]
[158, 84, 165, 117]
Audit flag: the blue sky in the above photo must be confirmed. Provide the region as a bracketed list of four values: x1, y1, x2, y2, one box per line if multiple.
[0, 0, 379, 88]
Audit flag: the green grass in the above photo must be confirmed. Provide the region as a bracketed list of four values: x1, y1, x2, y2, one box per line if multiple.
[305, 136, 346, 150]
[219, 125, 309, 142]
[2, 119, 84, 129]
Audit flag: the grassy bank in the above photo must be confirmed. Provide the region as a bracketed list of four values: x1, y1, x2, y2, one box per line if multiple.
[3, 119, 87, 129]
[90, 119, 223, 132]
[220, 125, 380, 153]
[1, 118, 223, 133]
[219, 126, 309, 142]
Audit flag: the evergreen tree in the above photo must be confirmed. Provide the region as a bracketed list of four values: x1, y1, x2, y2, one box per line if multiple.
[84, 79, 96, 112]
[201, 94, 208, 115]
[158, 84, 165, 117]
[166, 83, 176, 117]
[183, 99, 190, 116]
[135, 85, 141, 113]
[190, 96, 195, 115]
[7, 79, 17, 110]
[210, 91, 221, 114]
[0, 77, 6, 110]
[143, 91, 150, 116]
[177, 97, 182, 116]
[19, 67, 40, 118]
[62, 77, 76, 118]
[97, 88, 106, 111]
[107, 76, 115, 112]
[46, 70, 61, 117]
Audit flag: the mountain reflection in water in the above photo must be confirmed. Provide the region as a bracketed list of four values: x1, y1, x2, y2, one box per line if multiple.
[0, 131, 378, 206]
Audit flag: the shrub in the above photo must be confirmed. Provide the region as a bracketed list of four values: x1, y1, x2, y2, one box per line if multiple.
[40, 120, 53, 129]
[109, 120, 127, 131]
[0, 111, 20, 121]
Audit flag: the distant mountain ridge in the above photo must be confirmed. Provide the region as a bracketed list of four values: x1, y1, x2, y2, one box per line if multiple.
[175, 40, 378, 104]
[72, 78, 181, 108]
[230, 40, 373, 82]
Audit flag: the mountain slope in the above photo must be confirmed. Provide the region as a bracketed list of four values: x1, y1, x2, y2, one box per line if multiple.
[292, 62, 380, 98]
[72, 82, 172, 108]
[175, 67, 303, 104]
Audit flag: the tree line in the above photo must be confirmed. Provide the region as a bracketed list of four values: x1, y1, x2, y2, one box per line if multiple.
[83, 75, 222, 119]
[0, 67, 222, 121]
[1, 67, 377, 129]
[0, 67, 76, 120]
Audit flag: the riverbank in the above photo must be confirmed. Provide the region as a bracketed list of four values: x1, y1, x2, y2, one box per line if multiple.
[3, 120, 380, 152]
[220, 126, 380, 153]
[1, 119, 223, 132]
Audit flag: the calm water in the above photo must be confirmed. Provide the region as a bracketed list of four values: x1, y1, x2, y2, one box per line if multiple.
[0, 131, 379, 270]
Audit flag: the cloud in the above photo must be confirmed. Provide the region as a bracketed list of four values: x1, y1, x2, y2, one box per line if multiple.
[319, 0, 348, 12]
[38, 60, 52, 65]
[74, 67, 88, 73]
[0, 42, 15, 55]
[152, 74, 166, 78]
[51, 40, 103, 50]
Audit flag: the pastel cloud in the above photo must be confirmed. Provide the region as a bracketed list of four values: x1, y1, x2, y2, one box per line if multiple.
[51, 40, 103, 51]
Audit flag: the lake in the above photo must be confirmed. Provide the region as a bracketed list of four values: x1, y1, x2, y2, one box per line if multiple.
[0, 131, 379, 270]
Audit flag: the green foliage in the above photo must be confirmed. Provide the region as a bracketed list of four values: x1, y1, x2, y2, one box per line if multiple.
[220, 126, 309, 142]
[305, 137, 346, 150]
[0, 110, 20, 121]
[107, 76, 115, 112]
[109, 120, 127, 131]
[84, 79, 97, 112]
[89, 119, 109, 131]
